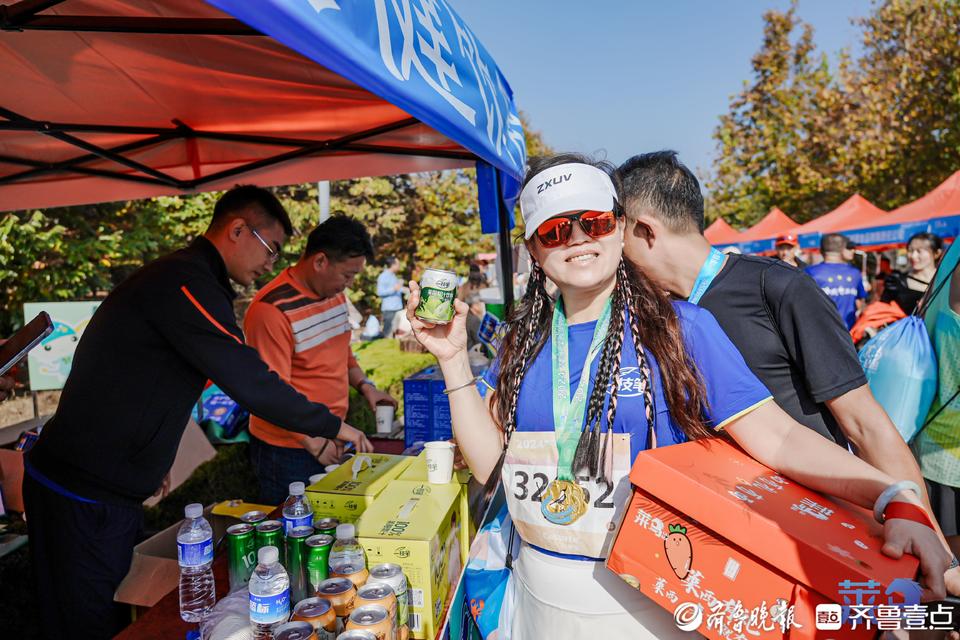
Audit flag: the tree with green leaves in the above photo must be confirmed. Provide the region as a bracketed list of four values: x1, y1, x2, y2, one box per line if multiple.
[707, 0, 960, 227]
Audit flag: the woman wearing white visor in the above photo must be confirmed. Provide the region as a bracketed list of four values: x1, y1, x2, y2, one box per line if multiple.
[407, 154, 948, 638]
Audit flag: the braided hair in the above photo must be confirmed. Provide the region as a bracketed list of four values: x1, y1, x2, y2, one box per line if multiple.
[491, 153, 713, 483]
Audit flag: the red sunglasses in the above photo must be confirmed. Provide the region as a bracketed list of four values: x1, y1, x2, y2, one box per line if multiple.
[535, 210, 618, 248]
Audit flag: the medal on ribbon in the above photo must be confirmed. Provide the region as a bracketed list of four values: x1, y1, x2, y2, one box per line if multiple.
[541, 297, 611, 526]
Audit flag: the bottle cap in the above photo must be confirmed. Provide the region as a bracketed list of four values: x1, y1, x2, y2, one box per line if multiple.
[259, 545, 279, 565]
[289, 481, 305, 496]
[184, 503, 203, 519]
[308, 473, 326, 485]
[336, 523, 355, 539]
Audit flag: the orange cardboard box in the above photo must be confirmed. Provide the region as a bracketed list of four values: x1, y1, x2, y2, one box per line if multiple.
[607, 439, 920, 640]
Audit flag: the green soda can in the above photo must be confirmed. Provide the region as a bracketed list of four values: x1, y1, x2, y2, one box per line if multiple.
[226, 523, 257, 591]
[286, 525, 314, 606]
[415, 268, 458, 324]
[256, 520, 285, 566]
[305, 534, 335, 594]
[314, 517, 339, 537]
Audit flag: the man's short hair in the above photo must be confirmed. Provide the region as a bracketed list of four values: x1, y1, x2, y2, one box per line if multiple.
[820, 233, 848, 254]
[304, 215, 375, 263]
[618, 151, 704, 233]
[209, 185, 293, 236]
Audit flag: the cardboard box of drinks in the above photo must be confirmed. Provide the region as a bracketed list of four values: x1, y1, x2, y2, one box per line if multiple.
[306, 453, 413, 524]
[398, 449, 473, 566]
[114, 500, 272, 608]
[607, 439, 919, 639]
[357, 480, 462, 640]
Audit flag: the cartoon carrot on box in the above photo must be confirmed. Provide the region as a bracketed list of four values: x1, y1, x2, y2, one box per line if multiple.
[665, 524, 693, 580]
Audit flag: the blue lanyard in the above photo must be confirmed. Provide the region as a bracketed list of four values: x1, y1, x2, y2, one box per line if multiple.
[688, 248, 726, 305]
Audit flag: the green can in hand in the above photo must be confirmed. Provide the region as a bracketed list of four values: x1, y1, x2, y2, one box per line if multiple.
[415, 268, 458, 324]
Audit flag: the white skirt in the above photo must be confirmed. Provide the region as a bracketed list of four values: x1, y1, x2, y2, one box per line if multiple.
[511, 543, 701, 639]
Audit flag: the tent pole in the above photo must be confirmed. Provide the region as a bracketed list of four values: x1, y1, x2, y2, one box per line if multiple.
[495, 169, 514, 311]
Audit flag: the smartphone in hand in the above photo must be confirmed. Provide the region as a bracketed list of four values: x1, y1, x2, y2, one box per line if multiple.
[0, 312, 54, 376]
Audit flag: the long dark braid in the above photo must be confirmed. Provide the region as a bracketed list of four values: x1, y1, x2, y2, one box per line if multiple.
[573, 262, 627, 483]
[490, 262, 552, 440]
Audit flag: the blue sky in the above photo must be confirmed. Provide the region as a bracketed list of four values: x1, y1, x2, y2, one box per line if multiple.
[448, 0, 872, 183]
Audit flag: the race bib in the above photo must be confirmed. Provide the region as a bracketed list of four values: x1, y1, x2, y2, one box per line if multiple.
[501, 431, 632, 558]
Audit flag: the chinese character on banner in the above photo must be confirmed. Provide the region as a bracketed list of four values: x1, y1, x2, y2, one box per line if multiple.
[374, 0, 474, 122]
[749, 601, 777, 633]
[874, 604, 903, 631]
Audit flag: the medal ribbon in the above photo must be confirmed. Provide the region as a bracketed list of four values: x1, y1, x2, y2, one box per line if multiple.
[551, 297, 612, 483]
[688, 247, 726, 305]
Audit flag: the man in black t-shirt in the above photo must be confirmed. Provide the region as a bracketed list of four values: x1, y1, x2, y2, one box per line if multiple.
[616, 151, 932, 507]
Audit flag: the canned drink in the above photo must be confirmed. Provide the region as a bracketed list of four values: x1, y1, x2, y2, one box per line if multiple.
[226, 523, 257, 592]
[367, 563, 408, 629]
[314, 517, 340, 537]
[345, 605, 392, 640]
[317, 577, 357, 620]
[336, 631, 377, 640]
[293, 597, 338, 640]
[274, 620, 318, 640]
[241, 510, 268, 525]
[415, 268, 457, 324]
[256, 520, 286, 566]
[331, 562, 369, 589]
[356, 584, 397, 639]
[287, 525, 315, 605]
[306, 534, 335, 593]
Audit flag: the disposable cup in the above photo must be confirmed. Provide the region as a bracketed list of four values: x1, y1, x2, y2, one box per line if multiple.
[376, 403, 395, 434]
[424, 441, 455, 484]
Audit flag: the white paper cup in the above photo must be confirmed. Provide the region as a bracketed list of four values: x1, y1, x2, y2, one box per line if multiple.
[375, 403, 396, 434]
[424, 441, 455, 484]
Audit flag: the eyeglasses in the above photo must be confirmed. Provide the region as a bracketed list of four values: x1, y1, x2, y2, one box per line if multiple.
[248, 226, 280, 264]
[535, 210, 618, 248]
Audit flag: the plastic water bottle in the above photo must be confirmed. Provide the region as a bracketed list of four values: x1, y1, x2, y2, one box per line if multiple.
[281, 481, 313, 534]
[249, 545, 290, 639]
[177, 503, 216, 623]
[328, 523, 365, 569]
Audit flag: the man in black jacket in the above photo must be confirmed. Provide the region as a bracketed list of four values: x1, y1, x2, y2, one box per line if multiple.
[24, 185, 372, 639]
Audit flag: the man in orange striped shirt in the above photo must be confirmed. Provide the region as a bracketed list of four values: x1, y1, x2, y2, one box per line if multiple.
[245, 215, 397, 504]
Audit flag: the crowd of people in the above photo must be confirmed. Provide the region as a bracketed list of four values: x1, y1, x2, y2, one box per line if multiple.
[9, 154, 958, 638]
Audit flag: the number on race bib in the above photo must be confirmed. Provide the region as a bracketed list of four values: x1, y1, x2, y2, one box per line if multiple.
[512, 471, 615, 509]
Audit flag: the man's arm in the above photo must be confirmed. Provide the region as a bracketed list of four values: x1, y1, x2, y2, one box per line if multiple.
[146, 275, 371, 450]
[827, 386, 928, 493]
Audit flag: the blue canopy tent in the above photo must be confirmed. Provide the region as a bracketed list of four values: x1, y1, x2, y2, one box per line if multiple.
[0, 0, 526, 305]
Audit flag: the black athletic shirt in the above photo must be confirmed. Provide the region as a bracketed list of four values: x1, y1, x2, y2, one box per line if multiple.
[698, 254, 867, 445]
[29, 238, 342, 505]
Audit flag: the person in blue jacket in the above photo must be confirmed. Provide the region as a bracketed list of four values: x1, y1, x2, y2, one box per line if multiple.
[407, 153, 948, 639]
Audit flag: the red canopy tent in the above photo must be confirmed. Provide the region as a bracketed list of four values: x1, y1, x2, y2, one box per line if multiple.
[704, 217, 742, 246]
[794, 194, 887, 249]
[734, 207, 799, 253]
[0, 0, 524, 206]
[839, 171, 960, 247]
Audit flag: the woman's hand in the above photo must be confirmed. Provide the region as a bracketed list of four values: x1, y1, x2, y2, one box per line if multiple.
[406, 281, 470, 363]
[881, 494, 951, 601]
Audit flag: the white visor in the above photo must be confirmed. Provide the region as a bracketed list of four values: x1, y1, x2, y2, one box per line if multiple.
[519, 163, 618, 239]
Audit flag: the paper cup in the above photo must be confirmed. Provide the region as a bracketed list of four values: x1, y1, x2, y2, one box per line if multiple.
[424, 441, 455, 484]
[375, 403, 395, 434]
